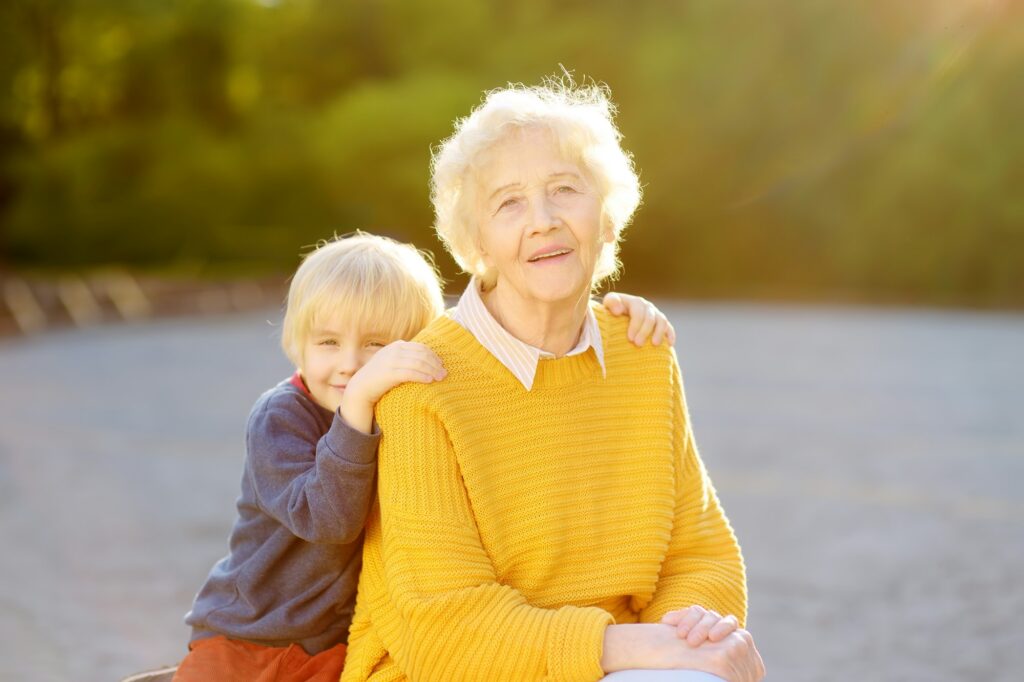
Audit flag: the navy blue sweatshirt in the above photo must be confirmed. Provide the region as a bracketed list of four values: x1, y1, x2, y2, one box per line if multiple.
[184, 375, 380, 654]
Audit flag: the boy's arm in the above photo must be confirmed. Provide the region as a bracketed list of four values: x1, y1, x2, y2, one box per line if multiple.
[601, 292, 676, 347]
[340, 340, 447, 434]
[246, 394, 380, 545]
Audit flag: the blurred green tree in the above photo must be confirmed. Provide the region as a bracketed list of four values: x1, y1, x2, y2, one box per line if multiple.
[0, 0, 1020, 306]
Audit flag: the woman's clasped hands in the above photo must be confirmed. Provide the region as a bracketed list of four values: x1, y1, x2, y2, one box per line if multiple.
[660, 605, 764, 682]
[661, 605, 739, 646]
[602, 606, 765, 682]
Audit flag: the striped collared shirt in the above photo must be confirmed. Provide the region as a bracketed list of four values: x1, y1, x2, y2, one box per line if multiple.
[451, 279, 606, 391]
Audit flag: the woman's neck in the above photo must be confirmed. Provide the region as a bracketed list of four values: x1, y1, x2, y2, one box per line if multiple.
[480, 284, 590, 357]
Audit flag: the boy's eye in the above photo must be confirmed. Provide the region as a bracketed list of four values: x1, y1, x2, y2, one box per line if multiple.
[365, 340, 386, 349]
[318, 339, 338, 346]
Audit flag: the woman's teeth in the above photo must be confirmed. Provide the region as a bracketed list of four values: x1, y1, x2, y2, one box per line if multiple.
[528, 249, 571, 262]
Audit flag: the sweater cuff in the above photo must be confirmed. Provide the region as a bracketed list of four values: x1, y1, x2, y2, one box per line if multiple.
[323, 409, 381, 464]
[548, 606, 614, 682]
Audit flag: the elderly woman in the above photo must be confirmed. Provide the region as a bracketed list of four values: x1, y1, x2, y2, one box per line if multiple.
[340, 81, 764, 682]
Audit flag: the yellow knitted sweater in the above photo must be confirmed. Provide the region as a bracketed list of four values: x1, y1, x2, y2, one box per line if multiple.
[340, 308, 746, 682]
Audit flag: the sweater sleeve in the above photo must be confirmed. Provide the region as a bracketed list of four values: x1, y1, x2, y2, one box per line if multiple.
[639, 351, 748, 626]
[366, 384, 614, 682]
[246, 394, 380, 545]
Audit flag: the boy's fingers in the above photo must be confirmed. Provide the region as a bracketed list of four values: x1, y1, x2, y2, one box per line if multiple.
[627, 314, 639, 342]
[404, 358, 447, 379]
[626, 300, 649, 342]
[707, 614, 739, 642]
[399, 368, 444, 384]
[387, 351, 444, 378]
[660, 318, 675, 346]
[652, 317, 666, 346]
[399, 346, 444, 365]
[602, 292, 626, 315]
[633, 304, 658, 346]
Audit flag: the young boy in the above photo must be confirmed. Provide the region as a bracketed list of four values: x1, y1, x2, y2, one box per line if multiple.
[173, 233, 675, 682]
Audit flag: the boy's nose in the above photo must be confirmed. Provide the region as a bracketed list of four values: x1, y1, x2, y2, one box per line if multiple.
[337, 348, 361, 374]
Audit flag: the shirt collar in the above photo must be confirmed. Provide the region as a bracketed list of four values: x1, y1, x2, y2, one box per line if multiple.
[451, 278, 606, 390]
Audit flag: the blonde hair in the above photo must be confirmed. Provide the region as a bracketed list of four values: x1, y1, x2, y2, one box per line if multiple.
[280, 232, 445, 366]
[430, 76, 642, 289]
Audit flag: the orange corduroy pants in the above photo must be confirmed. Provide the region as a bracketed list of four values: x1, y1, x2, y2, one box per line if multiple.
[172, 635, 346, 682]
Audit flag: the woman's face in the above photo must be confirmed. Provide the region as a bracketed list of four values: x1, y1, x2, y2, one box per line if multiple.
[474, 127, 611, 309]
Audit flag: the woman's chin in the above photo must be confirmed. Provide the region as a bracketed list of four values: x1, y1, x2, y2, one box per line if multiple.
[526, 284, 590, 307]
[519, 269, 592, 305]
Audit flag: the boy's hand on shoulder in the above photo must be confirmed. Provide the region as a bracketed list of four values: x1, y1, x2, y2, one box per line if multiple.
[601, 292, 676, 347]
[351, 341, 447, 403]
[339, 341, 446, 434]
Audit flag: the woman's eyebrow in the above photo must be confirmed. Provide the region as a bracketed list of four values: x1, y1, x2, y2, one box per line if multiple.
[489, 173, 580, 201]
[488, 183, 522, 201]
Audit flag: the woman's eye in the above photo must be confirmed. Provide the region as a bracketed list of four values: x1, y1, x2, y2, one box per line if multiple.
[556, 185, 577, 194]
[497, 197, 519, 211]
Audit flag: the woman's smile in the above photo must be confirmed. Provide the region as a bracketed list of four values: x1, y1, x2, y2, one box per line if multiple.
[526, 246, 574, 264]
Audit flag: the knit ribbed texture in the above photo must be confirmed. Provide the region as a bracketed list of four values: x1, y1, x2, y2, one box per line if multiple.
[340, 308, 747, 682]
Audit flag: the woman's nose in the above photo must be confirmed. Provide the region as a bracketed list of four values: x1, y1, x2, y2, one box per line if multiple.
[527, 197, 559, 236]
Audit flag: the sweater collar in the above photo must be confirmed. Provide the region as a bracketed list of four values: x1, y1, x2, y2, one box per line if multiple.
[451, 278, 606, 390]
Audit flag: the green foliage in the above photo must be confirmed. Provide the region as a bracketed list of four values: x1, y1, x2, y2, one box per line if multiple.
[1, 0, 1021, 306]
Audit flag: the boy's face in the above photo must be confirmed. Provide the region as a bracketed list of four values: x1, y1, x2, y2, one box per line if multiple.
[300, 317, 393, 413]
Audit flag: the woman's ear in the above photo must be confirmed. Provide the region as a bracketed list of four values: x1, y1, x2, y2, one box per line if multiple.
[477, 241, 495, 269]
[601, 213, 616, 244]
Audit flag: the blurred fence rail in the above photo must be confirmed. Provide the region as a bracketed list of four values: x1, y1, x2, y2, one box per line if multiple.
[0, 271, 287, 338]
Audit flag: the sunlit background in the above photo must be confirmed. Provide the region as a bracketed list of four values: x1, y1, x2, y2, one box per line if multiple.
[2, 0, 1021, 310]
[1, 2, 1022, 681]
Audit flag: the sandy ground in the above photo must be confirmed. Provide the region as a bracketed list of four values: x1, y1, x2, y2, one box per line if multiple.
[1, 302, 1022, 682]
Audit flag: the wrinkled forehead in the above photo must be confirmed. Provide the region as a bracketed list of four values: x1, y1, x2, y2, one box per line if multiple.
[473, 125, 589, 193]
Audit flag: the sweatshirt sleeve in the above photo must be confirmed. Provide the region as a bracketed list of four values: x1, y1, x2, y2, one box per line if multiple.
[362, 384, 614, 682]
[246, 393, 380, 544]
[639, 351, 748, 626]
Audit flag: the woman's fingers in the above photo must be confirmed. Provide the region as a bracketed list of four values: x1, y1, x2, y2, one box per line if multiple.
[705, 613, 739, 643]
[699, 629, 764, 682]
[730, 629, 765, 682]
[671, 605, 707, 639]
[659, 609, 686, 625]
[683, 609, 723, 646]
